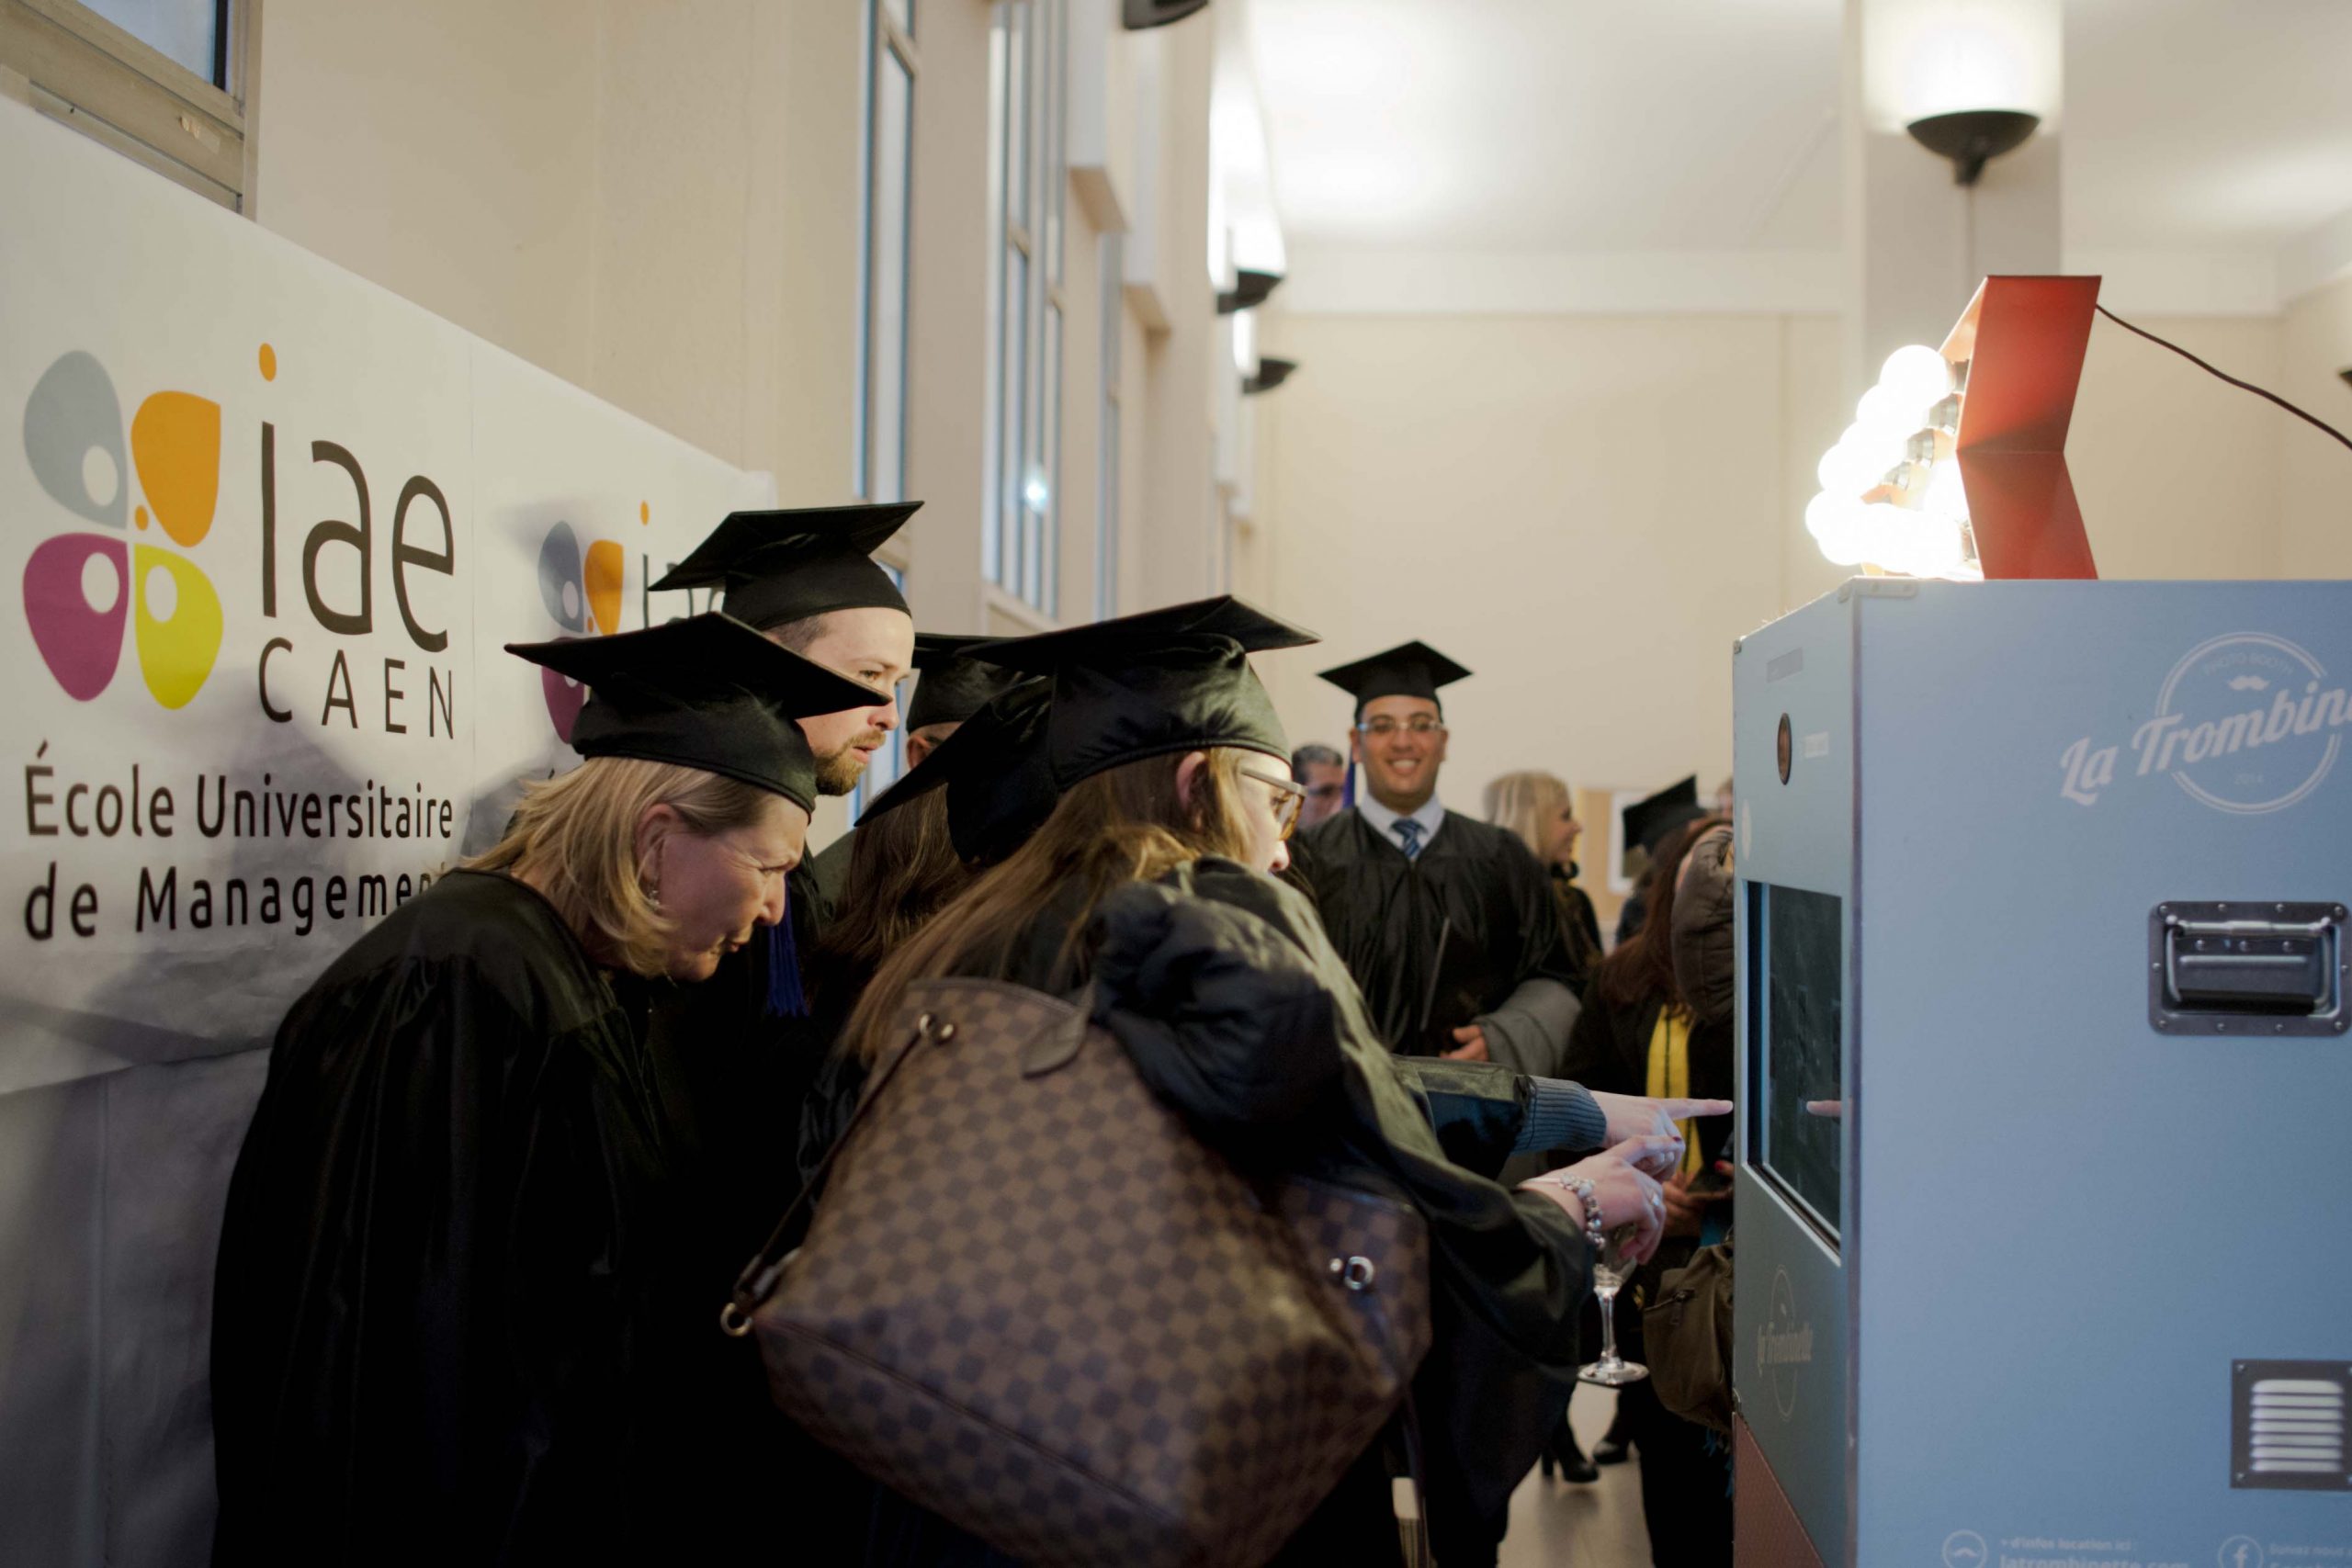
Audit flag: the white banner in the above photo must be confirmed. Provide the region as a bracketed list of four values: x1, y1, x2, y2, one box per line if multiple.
[0, 99, 767, 1565]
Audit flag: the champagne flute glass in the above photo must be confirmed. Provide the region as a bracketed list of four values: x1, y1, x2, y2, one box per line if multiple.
[1577, 1227, 1648, 1387]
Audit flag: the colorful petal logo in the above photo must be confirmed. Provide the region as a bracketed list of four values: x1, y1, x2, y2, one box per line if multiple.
[534, 520, 624, 739]
[21, 351, 224, 707]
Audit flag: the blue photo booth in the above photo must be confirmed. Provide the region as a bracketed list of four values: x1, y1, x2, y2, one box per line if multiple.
[1732, 579, 2352, 1567]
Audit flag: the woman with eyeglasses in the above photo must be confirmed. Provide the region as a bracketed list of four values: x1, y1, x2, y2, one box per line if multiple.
[827, 600, 1722, 1568]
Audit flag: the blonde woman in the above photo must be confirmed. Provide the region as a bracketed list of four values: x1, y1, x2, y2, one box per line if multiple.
[210, 615, 874, 1565]
[1485, 769, 1605, 996]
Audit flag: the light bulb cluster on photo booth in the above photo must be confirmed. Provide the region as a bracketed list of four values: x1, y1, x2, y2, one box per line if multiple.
[1805, 343, 1979, 580]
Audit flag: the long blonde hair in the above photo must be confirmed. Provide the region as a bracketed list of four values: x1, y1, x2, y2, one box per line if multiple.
[847, 748, 1261, 1058]
[1484, 769, 1573, 863]
[467, 756, 778, 976]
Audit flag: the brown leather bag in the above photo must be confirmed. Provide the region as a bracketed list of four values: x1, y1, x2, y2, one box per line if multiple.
[724, 978, 1433, 1568]
[1642, 1233, 1735, 1436]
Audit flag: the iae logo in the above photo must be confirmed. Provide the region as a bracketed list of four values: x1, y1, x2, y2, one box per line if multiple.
[20, 350, 224, 708]
[533, 520, 625, 740]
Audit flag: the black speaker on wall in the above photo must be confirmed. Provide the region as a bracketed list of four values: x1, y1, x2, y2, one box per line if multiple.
[1124, 0, 1209, 30]
[1242, 357, 1297, 395]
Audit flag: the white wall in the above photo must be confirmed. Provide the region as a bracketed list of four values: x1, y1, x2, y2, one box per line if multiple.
[254, 0, 605, 391]
[252, 0, 1227, 640]
[1252, 310, 1849, 805]
[247, 0, 1240, 840]
[2278, 270, 2352, 579]
[1255, 300, 2323, 811]
[2070, 313, 2285, 580]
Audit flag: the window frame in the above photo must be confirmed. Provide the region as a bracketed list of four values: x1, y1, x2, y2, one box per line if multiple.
[0, 0, 258, 210]
[983, 0, 1065, 621]
[854, 0, 918, 513]
[1095, 231, 1124, 619]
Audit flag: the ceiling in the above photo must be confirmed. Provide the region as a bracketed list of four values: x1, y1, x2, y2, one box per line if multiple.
[1248, 0, 2352, 265]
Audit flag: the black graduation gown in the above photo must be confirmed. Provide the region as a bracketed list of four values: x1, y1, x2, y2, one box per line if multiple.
[210, 871, 673, 1564]
[1290, 807, 1577, 1055]
[636, 855, 869, 1561]
[803, 828, 855, 927]
[643, 854, 832, 1264]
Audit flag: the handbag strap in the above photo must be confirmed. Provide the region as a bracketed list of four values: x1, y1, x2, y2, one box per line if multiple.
[718, 1005, 949, 1337]
[1393, 1388, 1433, 1568]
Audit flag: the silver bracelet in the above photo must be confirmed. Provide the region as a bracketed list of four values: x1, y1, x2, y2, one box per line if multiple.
[1544, 1175, 1607, 1255]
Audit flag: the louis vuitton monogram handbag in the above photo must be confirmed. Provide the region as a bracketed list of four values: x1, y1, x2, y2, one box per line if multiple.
[723, 977, 1433, 1568]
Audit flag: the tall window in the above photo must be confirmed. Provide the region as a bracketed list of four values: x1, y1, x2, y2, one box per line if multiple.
[1096, 232, 1124, 618]
[1, 0, 254, 209]
[983, 0, 1065, 616]
[856, 0, 918, 503]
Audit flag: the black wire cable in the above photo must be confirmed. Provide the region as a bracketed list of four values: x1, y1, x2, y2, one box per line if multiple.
[2095, 303, 2352, 455]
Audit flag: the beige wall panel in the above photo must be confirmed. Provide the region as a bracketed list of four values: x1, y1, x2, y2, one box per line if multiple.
[1257, 312, 1796, 811]
[1058, 201, 1104, 623]
[1139, 12, 1216, 604]
[2070, 313, 2284, 580]
[1777, 313, 1852, 613]
[2278, 272, 2352, 579]
[254, 0, 601, 388]
[903, 0, 989, 633]
[1115, 306, 1149, 616]
[759, 0, 861, 502]
[588, 0, 755, 468]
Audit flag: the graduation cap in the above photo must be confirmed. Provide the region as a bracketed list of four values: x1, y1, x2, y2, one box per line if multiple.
[1317, 640, 1473, 717]
[1623, 775, 1706, 856]
[860, 678, 1059, 864]
[506, 613, 879, 813]
[904, 633, 1026, 733]
[649, 502, 918, 631]
[976, 596, 1317, 790]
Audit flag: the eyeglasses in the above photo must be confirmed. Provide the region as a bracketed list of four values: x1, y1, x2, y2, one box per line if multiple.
[1238, 767, 1306, 840]
[1355, 716, 1445, 739]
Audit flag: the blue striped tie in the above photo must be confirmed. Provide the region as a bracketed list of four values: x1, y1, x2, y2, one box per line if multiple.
[1394, 818, 1424, 860]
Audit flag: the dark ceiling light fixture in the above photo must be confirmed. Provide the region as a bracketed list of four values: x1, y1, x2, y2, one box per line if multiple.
[1216, 269, 1283, 315]
[1242, 357, 1297, 395]
[1905, 109, 2041, 186]
[1123, 0, 1208, 30]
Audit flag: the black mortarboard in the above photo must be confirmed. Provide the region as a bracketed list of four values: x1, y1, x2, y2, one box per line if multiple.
[649, 502, 918, 630]
[904, 633, 1026, 733]
[860, 678, 1058, 864]
[1623, 775, 1705, 855]
[506, 614, 878, 812]
[975, 597, 1317, 789]
[1316, 640, 1473, 716]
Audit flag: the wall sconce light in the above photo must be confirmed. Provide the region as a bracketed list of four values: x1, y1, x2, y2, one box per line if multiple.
[1242, 357, 1296, 395]
[1217, 269, 1283, 315]
[1124, 0, 1208, 32]
[1905, 108, 2040, 186]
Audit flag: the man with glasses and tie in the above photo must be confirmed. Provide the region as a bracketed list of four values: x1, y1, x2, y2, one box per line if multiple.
[1289, 642, 1582, 1076]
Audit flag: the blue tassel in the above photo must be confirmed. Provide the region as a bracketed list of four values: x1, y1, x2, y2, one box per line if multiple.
[762, 894, 808, 1018]
[1342, 756, 1357, 809]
